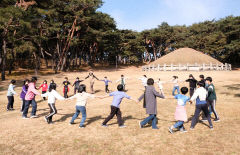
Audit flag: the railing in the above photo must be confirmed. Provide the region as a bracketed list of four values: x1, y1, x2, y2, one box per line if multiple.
[142, 63, 232, 71]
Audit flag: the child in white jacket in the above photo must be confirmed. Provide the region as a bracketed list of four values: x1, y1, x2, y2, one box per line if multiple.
[41, 83, 65, 124]
[68, 84, 101, 128]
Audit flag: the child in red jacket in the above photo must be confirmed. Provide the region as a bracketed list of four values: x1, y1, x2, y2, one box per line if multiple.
[38, 80, 48, 100]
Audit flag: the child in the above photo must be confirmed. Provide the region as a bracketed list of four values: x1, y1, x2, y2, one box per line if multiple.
[99, 77, 112, 93]
[156, 78, 165, 95]
[116, 75, 129, 91]
[199, 74, 206, 88]
[41, 83, 65, 124]
[68, 84, 101, 128]
[101, 84, 136, 128]
[38, 80, 48, 100]
[72, 77, 84, 94]
[189, 82, 213, 130]
[171, 76, 180, 96]
[185, 74, 197, 97]
[85, 70, 99, 94]
[138, 75, 148, 89]
[138, 78, 165, 129]
[20, 79, 29, 112]
[49, 80, 57, 89]
[63, 77, 70, 98]
[168, 87, 190, 134]
[206, 77, 220, 122]
[6, 80, 17, 111]
[23, 77, 40, 119]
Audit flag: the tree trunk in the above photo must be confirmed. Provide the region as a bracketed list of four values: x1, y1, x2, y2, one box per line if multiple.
[33, 51, 39, 75]
[1, 39, 7, 81]
[8, 48, 15, 75]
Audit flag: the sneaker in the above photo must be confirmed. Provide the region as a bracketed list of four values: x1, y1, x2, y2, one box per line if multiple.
[79, 125, 85, 128]
[180, 128, 187, 133]
[213, 118, 220, 122]
[168, 127, 173, 134]
[119, 125, 126, 128]
[30, 115, 37, 118]
[201, 119, 208, 122]
[22, 116, 29, 119]
[48, 122, 54, 124]
[10, 108, 15, 111]
[152, 127, 159, 130]
[190, 127, 194, 130]
[210, 126, 214, 130]
[69, 122, 74, 125]
[7, 109, 9, 111]
[101, 124, 108, 127]
[139, 121, 143, 128]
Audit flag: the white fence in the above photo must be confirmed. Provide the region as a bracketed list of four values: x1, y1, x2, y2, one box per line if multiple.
[142, 63, 231, 71]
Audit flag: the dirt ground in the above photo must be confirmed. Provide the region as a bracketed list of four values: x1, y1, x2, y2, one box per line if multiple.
[0, 67, 240, 155]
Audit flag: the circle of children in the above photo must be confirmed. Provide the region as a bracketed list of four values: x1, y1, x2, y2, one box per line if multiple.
[6, 70, 219, 133]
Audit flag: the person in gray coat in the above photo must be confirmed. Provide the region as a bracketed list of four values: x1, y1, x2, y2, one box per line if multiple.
[138, 78, 165, 129]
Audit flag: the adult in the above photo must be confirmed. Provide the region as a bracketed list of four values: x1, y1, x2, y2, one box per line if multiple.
[138, 78, 165, 129]
[22, 77, 40, 119]
[85, 70, 99, 94]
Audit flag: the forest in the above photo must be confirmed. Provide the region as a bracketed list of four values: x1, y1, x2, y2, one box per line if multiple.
[0, 0, 240, 80]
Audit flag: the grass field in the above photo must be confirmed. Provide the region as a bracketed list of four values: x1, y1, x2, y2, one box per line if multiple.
[0, 67, 240, 155]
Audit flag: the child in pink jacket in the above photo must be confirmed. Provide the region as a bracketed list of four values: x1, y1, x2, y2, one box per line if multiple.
[22, 77, 41, 119]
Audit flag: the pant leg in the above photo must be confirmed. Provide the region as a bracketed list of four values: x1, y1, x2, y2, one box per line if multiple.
[42, 91, 46, 100]
[31, 99, 37, 116]
[190, 105, 202, 128]
[7, 96, 13, 110]
[172, 87, 177, 96]
[46, 103, 57, 122]
[90, 82, 94, 93]
[79, 106, 87, 126]
[116, 108, 124, 126]
[190, 88, 194, 98]
[21, 99, 25, 112]
[209, 100, 219, 119]
[64, 87, 68, 98]
[141, 114, 155, 126]
[70, 106, 80, 123]
[10, 96, 14, 109]
[151, 115, 157, 128]
[173, 121, 184, 128]
[102, 106, 117, 125]
[176, 86, 180, 94]
[202, 104, 213, 127]
[22, 100, 31, 117]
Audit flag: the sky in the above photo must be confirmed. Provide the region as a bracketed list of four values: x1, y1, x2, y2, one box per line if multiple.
[98, 0, 240, 32]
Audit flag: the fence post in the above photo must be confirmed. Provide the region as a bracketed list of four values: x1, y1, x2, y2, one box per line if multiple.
[202, 63, 205, 71]
[171, 63, 173, 71]
[187, 63, 189, 71]
[229, 64, 232, 71]
[210, 63, 213, 70]
[163, 64, 166, 71]
[157, 64, 160, 71]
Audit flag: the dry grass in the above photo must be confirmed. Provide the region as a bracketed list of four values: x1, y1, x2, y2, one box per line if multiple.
[0, 67, 240, 155]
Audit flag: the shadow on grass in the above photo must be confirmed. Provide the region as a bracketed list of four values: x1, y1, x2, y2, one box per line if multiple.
[223, 84, 240, 90]
[85, 115, 103, 125]
[234, 94, 240, 97]
[107, 115, 142, 126]
[54, 113, 75, 122]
